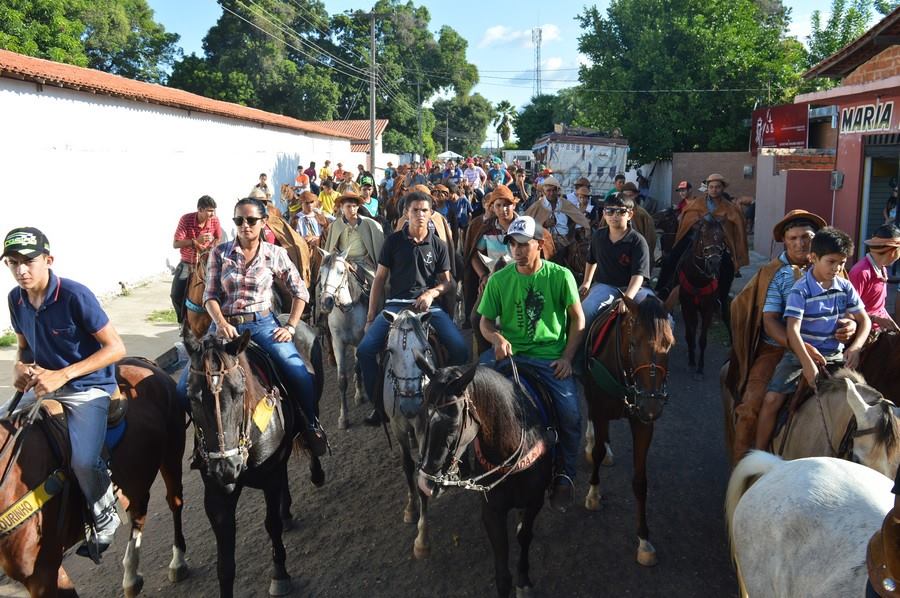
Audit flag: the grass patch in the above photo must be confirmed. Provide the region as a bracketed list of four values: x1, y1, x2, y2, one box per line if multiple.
[146, 308, 178, 324]
[0, 331, 15, 348]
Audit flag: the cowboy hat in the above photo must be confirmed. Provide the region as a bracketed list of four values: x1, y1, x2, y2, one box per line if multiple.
[773, 209, 827, 242]
[490, 184, 518, 204]
[336, 191, 362, 205]
[704, 173, 729, 188]
[864, 223, 900, 250]
[542, 175, 561, 189]
[412, 184, 432, 196]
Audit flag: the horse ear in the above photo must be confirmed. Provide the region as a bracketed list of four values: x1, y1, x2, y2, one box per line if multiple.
[382, 310, 396, 323]
[338, 248, 348, 259]
[317, 246, 328, 258]
[224, 330, 251, 356]
[844, 378, 873, 423]
[414, 350, 435, 377]
[449, 364, 478, 396]
[622, 294, 640, 314]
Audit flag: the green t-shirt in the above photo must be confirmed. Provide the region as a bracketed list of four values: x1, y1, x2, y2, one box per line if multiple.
[477, 260, 579, 360]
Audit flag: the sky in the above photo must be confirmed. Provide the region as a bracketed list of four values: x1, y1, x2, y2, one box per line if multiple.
[147, 0, 865, 133]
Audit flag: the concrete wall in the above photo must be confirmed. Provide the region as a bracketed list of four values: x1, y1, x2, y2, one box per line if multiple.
[0, 77, 354, 330]
[672, 151, 757, 199]
[754, 154, 788, 257]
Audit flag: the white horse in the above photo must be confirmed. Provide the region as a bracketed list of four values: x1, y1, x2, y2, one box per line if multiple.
[317, 249, 368, 429]
[726, 452, 893, 598]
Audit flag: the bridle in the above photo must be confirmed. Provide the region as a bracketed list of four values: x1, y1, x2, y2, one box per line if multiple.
[691, 226, 725, 277]
[318, 256, 355, 313]
[615, 311, 669, 424]
[189, 350, 252, 466]
[386, 317, 434, 405]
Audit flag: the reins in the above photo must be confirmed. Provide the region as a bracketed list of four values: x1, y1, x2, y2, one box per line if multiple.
[614, 312, 668, 423]
[189, 351, 253, 465]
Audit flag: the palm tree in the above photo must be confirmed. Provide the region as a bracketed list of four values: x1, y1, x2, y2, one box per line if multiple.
[493, 100, 516, 144]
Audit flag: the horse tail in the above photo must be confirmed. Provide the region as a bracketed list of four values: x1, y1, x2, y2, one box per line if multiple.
[725, 450, 782, 598]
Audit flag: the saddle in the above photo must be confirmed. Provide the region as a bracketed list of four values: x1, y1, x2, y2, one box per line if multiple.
[868, 507, 900, 597]
[243, 342, 301, 426]
[494, 361, 557, 434]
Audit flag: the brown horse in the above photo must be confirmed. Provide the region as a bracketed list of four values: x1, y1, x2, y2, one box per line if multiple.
[0, 358, 187, 597]
[564, 228, 592, 284]
[581, 294, 675, 566]
[653, 208, 679, 266]
[676, 217, 728, 378]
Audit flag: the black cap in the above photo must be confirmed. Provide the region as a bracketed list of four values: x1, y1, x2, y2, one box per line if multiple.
[3, 227, 50, 259]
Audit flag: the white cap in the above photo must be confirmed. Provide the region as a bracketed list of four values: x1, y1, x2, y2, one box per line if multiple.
[504, 215, 545, 244]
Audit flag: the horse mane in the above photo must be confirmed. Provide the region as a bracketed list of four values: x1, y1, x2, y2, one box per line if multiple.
[637, 295, 675, 353]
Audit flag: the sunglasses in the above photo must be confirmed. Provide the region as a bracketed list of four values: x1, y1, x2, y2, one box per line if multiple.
[233, 216, 263, 227]
[604, 207, 630, 216]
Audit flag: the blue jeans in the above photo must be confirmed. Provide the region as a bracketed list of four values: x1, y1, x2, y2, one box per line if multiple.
[357, 303, 469, 404]
[177, 315, 316, 428]
[479, 351, 582, 480]
[582, 284, 657, 328]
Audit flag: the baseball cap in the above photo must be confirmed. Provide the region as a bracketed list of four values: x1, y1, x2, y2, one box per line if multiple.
[676, 180, 690, 190]
[360, 176, 374, 187]
[503, 216, 544, 244]
[3, 227, 50, 259]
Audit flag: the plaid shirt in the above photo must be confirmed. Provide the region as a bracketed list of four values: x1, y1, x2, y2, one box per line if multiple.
[203, 240, 309, 315]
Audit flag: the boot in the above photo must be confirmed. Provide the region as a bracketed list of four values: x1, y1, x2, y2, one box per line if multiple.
[76, 504, 120, 562]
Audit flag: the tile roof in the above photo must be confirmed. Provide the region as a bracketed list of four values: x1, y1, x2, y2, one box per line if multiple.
[311, 119, 389, 141]
[350, 143, 371, 152]
[0, 49, 352, 139]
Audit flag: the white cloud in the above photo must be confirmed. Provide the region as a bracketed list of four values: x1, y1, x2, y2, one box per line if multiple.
[788, 11, 813, 46]
[544, 57, 564, 70]
[478, 23, 561, 49]
[576, 53, 592, 67]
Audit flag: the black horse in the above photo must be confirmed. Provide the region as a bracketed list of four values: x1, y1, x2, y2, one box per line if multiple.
[415, 358, 552, 598]
[183, 332, 316, 598]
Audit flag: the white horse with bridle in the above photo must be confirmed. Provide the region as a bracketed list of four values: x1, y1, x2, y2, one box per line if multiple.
[726, 452, 893, 597]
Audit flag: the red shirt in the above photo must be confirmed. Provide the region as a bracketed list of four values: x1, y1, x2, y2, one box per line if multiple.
[849, 254, 890, 323]
[174, 212, 222, 264]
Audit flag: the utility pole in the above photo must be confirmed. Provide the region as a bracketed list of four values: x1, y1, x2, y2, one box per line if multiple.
[416, 80, 423, 160]
[368, 11, 377, 174]
[445, 113, 449, 152]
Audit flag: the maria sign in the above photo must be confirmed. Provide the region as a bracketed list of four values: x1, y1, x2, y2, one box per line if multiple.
[750, 104, 808, 156]
[839, 100, 895, 135]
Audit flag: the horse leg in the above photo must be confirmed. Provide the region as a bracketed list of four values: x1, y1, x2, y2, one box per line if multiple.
[279, 467, 294, 531]
[585, 415, 610, 511]
[57, 567, 78, 597]
[515, 503, 540, 595]
[333, 332, 350, 430]
[23, 562, 75, 598]
[159, 436, 188, 583]
[697, 301, 715, 376]
[482, 503, 512, 597]
[414, 487, 430, 560]
[682, 302, 698, 369]
[122, 503, 147, 598]
[203, 484, 241, 598]
[264, 469, 292, 597]
[631, 420, 657, 566]
[400, 444, 417, 524]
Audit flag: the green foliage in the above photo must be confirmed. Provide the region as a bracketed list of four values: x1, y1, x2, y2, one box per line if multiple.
[514, 95, 557, 148]
[146, 308, 177, 324]
[432, 94, 494, 156]
[577, 0, 805, 163]
[0, 331, 16, 348]
[493, 100, 516, 144]
[0, 0, 179, 83]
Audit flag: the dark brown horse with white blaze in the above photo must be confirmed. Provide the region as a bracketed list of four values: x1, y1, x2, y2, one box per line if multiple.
[676, 217, 728, 378]
[415, 357, 552, 598]
[581, 294, 675, 567]
[0, 359, 187, 597]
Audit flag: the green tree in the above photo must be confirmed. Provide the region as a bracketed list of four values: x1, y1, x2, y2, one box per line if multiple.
[493, 100, 516, 144]
[577, 0, 806, 162]
[0, 0, 88, 66]
[514, 95, 557, 147]
[431, 93, 494, 156]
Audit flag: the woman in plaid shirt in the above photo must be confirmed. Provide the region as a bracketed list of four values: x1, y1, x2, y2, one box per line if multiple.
[202, 197, 326, 456]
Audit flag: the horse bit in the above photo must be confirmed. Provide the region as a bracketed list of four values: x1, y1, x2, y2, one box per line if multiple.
[615, 314, 669, 423]
[190, 353, 253, 466]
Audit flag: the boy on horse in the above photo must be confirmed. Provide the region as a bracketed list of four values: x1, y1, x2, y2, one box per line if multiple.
[478, 215, 585, 512]
[4, 227, 126, 558]
[323, 190, 384, 293]
[755, 227, 871, 452]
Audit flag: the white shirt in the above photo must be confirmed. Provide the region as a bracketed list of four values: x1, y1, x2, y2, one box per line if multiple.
[541, 197, 571, 237]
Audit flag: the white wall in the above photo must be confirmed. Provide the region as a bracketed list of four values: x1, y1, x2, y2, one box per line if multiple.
[754, 154, 788, 258]
[0, 77, 354, 329]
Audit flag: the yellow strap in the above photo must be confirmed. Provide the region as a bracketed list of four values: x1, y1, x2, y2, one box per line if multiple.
[0, 470, 66, 535]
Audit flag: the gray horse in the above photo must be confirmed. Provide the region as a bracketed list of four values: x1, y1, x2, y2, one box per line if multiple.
[317, 249, 368, 430]
[382, 309, 438, 559]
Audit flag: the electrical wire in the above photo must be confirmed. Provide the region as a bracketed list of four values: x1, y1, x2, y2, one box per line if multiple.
[342, 81, 365, 120]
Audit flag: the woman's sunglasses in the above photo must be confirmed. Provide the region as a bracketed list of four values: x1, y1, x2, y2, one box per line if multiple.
[233, 216, 263, 227]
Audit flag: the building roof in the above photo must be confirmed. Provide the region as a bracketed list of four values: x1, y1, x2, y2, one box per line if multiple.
[311, 119, 389, 141]
[0, 49, 352, 139]
[804, 6, 900, 79]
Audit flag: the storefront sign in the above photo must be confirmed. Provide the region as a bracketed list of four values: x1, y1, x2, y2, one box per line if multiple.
[840, 99, 895, 135]
[750, 103, 809, 156]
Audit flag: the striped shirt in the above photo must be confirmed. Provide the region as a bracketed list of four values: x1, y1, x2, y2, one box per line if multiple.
[784, 268, 864, 354]
[174, 212, 222, 264]
[203, 240, 309, 315]
[762, 252, 803, 346]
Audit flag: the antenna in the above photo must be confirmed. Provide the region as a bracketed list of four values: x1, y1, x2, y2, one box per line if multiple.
[532, 27, 542, 97]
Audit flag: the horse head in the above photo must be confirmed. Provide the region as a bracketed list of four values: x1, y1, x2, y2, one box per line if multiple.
[476, 252, 514, 276]
[317, 248, 352, 315]
[384, 310, 435, 418]
[183, 330, 253, 493]
[620, 295, 676, 423]
[690, 217, 726, 278]
[415, 356, 479, 498]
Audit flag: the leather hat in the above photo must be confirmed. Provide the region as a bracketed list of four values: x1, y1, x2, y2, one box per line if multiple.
[704, 173, 729, 188]
[773, 209, 827, 242]
[490, 184, 518, 204]
[337, 191, 362, 205]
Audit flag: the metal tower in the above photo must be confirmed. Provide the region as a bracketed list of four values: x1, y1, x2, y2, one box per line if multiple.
[532, 27, 542, 97]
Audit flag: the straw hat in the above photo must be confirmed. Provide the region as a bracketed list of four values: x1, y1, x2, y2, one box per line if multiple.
[542, 175, 561, 189]
[864, 224, 900, 250]
[772, 209, 827, 242]
[704, 173, 728, 188]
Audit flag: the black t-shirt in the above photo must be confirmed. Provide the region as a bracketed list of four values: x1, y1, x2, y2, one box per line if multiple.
[379, 225, 451, 300]
[587, 226, 650, 287]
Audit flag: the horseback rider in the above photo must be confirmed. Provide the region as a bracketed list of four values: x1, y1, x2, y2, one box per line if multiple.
[477, 215, 585, 513]
[203, 198, 327, 456]
[323, 190, 384, 293]
[171, 195, 222, 324]
[525, 176, 591, 255]
[656, 173, 749, 300]
[3, 227, 126, 558]
[357, 191, 469, 425]
[725, 210, 859, 461]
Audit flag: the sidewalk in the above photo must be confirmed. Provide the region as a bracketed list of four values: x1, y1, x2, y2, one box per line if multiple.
[0, 275, 179, 395]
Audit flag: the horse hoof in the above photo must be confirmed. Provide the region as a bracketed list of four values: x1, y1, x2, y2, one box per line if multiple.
[584, 485, 602, 511]
[637, 540, 658, 567]
[309, 458, 325, 487]
[403, 508, 416, 524]
[124, 576, 144, 598]
[168, 564, 189, 583]
[269, 577, 292, 596]
[413, 540, 430, 559]
[516, 585, 535, 598]
[601, 443, 614, 467]
[338, 416, 349, 430]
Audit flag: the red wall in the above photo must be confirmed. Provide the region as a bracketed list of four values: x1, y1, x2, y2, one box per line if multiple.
[784, 170, 835, 222]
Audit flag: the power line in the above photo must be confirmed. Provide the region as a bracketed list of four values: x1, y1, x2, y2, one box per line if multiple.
[282, 0, 373, 66]
[342, 81, 365, 120]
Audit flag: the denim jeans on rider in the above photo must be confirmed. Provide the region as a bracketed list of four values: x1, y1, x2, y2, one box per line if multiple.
[478, 351, 582, 481]
[357, 303, 469, 405]
[177, 315, 316, 429]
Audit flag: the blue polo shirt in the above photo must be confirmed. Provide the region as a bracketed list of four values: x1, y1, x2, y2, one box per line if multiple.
[8, 271, 117, 394]
[783, 268, 864, 355]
